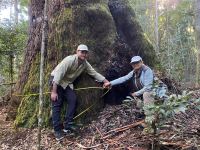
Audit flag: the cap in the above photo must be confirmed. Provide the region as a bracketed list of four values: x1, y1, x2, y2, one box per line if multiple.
[77, 44, 88, 51]
[130, 56, 142, 64]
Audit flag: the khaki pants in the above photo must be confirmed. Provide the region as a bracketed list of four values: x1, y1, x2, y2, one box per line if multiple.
[135, 91, 154, 116]
[136, 91, 154, 109]
[143, 91, 154, 105]
[142, 91, 155, 118]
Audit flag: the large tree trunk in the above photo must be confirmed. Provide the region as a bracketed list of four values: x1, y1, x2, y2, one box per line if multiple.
[11, 0, 157, 127]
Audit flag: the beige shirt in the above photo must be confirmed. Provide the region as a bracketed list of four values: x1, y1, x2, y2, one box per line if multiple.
[51, 54, 105, 89]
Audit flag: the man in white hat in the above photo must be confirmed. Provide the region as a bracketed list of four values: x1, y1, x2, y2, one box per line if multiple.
[50, 44, 109, 140]
[104, 55, 154, 111]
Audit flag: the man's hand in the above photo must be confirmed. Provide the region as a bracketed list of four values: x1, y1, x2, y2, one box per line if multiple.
[131, 92, 137, 97]
[51, 91, 58, 101]
[103, 79, 109, 84]
[51, 82, 58, 101]
[103, 82, 111, 89]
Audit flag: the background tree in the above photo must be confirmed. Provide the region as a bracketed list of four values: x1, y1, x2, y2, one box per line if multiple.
[195, 0, 200, 87]
[129, 0, 197, 85]
[0, 0, 28, 96]
[0, 23, 28, 95]
[14, 0, 19, 25]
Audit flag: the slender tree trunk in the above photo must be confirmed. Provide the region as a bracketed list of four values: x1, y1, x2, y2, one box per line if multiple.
[166, 4, 171, 76]
[37, 0, 48, 149]
[9, 0, 13, 20]
[195, 0, 200, 87]
[14, 0, 18, 25]
[9, 53, 14, 97]
[155, 0, 159, 54]
[14, 0, 19, 82]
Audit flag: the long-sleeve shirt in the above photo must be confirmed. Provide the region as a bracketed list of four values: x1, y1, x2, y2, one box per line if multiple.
[51, 54, 105, 89]
[110, 65, 153, 96]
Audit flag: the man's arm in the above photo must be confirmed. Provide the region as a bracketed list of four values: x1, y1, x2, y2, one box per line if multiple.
[103, 71, 133, 88]
[110, 71, 133, 86]
[85, 61, 106, 82]
[51, 57, 72, 101]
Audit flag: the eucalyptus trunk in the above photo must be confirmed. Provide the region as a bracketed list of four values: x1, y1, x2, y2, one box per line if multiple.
[10, 0, 157, 127]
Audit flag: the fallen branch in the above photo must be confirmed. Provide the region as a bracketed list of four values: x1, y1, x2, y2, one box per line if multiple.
[67, 142, 74, 146]
[93, 125, 103, 138]
[103, 120, 144, 135]
[0, 82, 16, 86]
[102, 120, 144, 139]
[160, 141, 185, 147]
[105, 139, 121, 147]
[76, 143, 101, 149]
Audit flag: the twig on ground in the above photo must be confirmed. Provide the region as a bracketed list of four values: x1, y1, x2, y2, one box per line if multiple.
[102, 120, 144, 139]
[93, 125, 103, 138]
[76, 142, 101, 149]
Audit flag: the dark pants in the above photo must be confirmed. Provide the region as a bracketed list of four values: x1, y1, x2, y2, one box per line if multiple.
[51, 85, 77, 132]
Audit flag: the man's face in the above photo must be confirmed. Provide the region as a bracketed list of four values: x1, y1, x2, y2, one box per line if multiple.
[131, 61, 143, 71]
[76, 50, 88, 61]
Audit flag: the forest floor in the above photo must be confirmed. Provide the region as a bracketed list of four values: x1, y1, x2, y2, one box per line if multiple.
[0, 90, 200, 150]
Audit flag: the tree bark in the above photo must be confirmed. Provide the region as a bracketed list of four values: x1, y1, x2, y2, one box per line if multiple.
[14, 0, 18, 25]
[195, 0, 200, 87]
[155, 0, 159, 54]
[37, 0, 48, 149]
[10, 0, 158, 127]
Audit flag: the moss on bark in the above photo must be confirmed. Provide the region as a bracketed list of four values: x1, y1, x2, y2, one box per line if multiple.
[13, 0, 158, 128]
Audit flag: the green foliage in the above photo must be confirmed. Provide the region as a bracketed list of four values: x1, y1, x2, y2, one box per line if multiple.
[20, 0, 29, 7]
[129, 0, 197, 83]
[159, 1, 196, 81]
[143, 91, 200, 134]
[19, 0, 29, 15]
[0, 21, 28, 96]
[0, 22, 28, 51]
